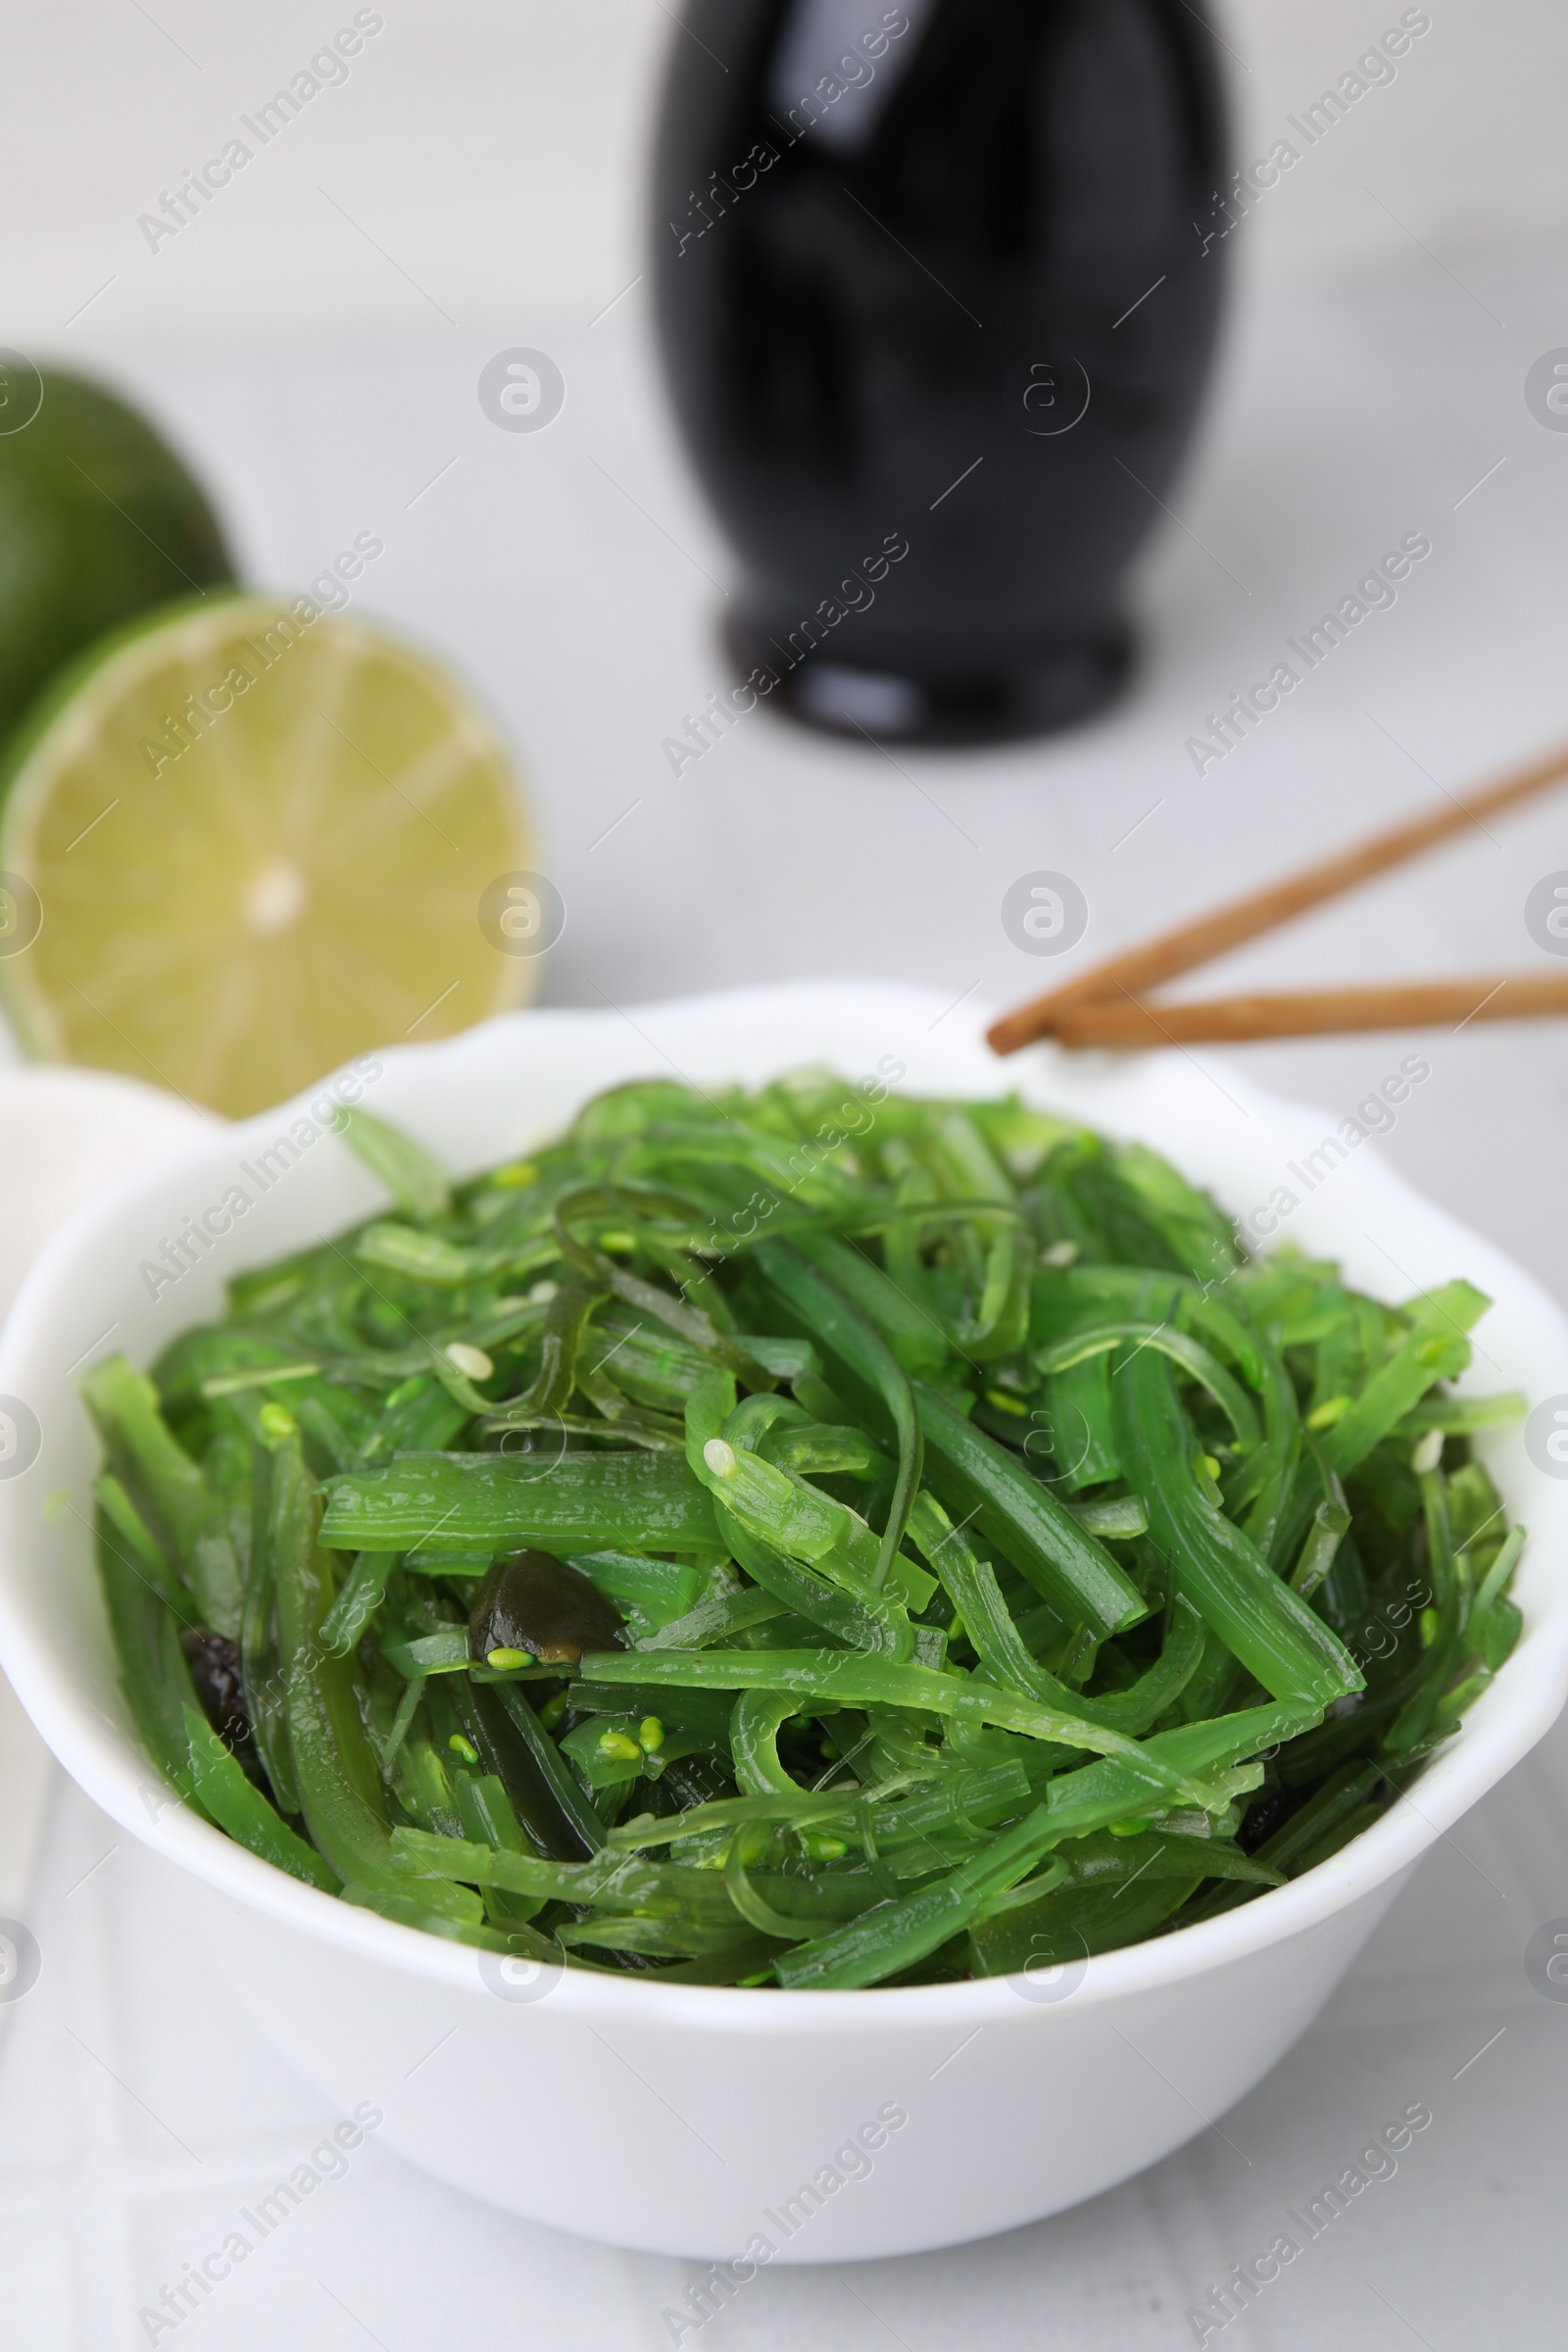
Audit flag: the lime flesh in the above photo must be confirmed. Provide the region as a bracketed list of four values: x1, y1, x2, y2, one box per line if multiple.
[0, 594, 539, 1117]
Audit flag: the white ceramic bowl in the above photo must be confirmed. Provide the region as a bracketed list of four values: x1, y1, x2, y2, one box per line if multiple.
[2, 982, 1566, 2263]
[0, 1065, 215, 2037]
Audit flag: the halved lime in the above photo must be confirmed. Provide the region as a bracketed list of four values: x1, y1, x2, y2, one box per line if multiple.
[0, 594, 540, 1117]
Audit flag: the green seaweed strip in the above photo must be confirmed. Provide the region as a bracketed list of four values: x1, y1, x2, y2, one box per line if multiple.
[318, 1451, 720, 1554]
[182, 1705, 340, 1891]
[775, 1701, 1314, 1988]
[96, 1510, 208, 1814]
[1113, 1348, 1361, 1703]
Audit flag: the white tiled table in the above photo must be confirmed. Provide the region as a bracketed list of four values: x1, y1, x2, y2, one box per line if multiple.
[4, 242, 1568, 2349]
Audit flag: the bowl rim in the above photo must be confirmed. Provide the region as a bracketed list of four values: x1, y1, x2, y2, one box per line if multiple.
[3, 978, 1565, 2037]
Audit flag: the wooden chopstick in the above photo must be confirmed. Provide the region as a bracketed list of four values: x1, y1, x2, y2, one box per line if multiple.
[1054, 975, 1568, 1050]
[986, 735, 1568, 1056]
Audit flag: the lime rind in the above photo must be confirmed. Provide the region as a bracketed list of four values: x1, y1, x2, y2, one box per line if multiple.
[0, 368, 235, 741]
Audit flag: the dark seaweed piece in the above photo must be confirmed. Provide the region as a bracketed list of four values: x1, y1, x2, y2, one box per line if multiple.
[1237, 1780, 1306, 1854]
[468, 1550, 627, 1668]
[179, 1626, 250, 1750]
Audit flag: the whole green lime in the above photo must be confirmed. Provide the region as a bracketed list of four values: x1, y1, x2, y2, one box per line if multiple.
[0, 363, 236, 743]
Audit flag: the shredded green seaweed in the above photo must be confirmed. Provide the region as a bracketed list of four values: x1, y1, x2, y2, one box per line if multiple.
[85, 1074, 1525, 1988]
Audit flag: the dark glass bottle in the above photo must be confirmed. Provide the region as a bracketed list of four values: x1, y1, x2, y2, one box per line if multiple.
[652, 0, 1229, 745]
